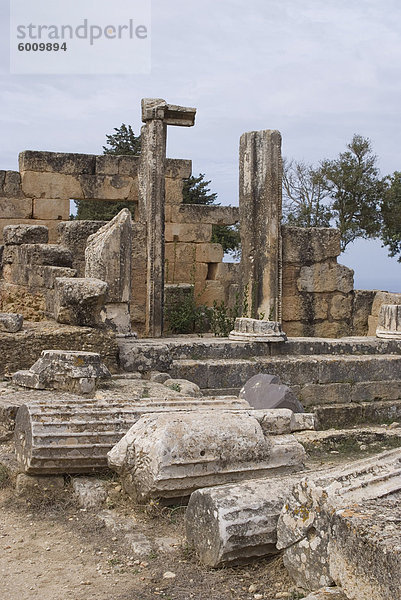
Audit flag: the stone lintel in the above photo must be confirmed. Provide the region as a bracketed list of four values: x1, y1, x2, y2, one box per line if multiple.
[141, 98, 196, 127]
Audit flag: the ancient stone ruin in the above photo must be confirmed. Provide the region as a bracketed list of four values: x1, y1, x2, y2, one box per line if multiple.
[1, 97, 401, 599]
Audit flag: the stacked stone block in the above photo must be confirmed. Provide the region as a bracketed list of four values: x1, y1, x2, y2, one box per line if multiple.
[282, 226, 354, 337]
[0, 225, 76, 320]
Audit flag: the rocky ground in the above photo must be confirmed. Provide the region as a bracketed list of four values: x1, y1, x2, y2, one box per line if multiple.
[0, 481, 301, 600]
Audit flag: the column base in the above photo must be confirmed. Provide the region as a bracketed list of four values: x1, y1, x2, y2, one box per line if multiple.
[229, 318, 287, 342]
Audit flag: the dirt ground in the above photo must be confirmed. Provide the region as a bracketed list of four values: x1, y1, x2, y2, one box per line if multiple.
[0, 484, 301, 600]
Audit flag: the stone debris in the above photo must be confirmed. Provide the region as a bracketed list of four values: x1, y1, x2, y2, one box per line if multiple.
[54, 277, 108, 327]
[107, 410, 306, 503]
[13, 396, 251, 475]
[230, 318, 287, 342]
[15, 473, 64, 498]
[239, 374, 304, 412]
[3, 224, 49, 245]
[0, 312, 23, 333]
[276, 448, 401, 592]
[85, 209, 133, 334]
[72, 477, 108, 509]
[163, 378, 201, 397]
[376, 303, 401, 339]
[12, 350, 111, 396]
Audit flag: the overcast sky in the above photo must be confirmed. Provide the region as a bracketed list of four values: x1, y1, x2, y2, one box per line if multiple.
[1, 0, 401, 290]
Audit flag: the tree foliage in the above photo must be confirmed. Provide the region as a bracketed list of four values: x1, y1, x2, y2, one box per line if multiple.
[282, 158, 332, 228]
[283, 134, 386, 252]
[380, 171, 401, 262]
[74, 123, 140, 220]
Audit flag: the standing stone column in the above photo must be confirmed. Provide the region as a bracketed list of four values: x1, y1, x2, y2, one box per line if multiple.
[230, 130, 286, 342]
[139, 98, 196, 338]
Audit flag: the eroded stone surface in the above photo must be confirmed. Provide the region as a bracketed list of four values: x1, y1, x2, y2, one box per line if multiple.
[3, 224, 49, 246]
[0, 312, 23, 333]
[54, 277, 108, 327]
[108, 411, 306, 503]
[376, 304, 401, 339]
[12, 349, 111, 395]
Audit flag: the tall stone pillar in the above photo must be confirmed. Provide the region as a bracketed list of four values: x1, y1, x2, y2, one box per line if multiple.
[230, 130, 286, 342]
[139, 99, 196, 338]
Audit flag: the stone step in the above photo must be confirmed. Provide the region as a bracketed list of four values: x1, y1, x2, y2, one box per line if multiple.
[169, 354, 401, 392]
[118, 336, 401, 372]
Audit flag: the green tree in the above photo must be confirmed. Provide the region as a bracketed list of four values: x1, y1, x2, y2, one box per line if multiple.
[74, 124, 140, 220]
[283, 135, 386, 252]
[282, 158, 332, 228]
[320, 134, 385, 251]
[380, 171, 401, 261]
[182, 173, 240, 256]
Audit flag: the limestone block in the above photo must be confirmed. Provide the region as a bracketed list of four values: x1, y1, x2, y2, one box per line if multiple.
[15, 473, 64, 498]
[108, 411, 306, 502]
[2, 262, 76, 289]
[165, 242, 196, 264]
[54, 277, 108, 327]
[298, 263, 354, 294]
[282, 226, 341, 264]
[172, 205, 239, 225]
[0, 281, 46, 321]
[0, 312, 23, 332]
[85, 209, 132, 303]
[57, 220, 106, 276]
[21, 171, 83, 199]
[163, 378, 201, 397]
[12, 349, 111, 396]
[196, 280, 226, 306]
[72, 477, 108, 509]
[13, 244, 73, 267]
[165, 178, 184, 204]
[165, 158, 192, 179]
[282, 295, 329, 322]
[33, 198, 70, 220]
[19, 150, 96, 175]
[276, 449, 401, 592]
[330, 294, 352, 321]
[100, 303, 131, 334]
[376, 304, 401, 338]
[3, 224, 49, 245]
[282, 264, 302, 297]
[367, 314, 378, 336]
[1, 171, 24, 197]
[281, 321, 307, 337]
[329, 493, 401, 600]
[351, 289, 377, 335]
[117, 155, 140, 176]
[167, 261, 208, 285]
[213, 262, 240, 283]
[0, 197, 33, 219]
[195, 243, 224, 263]
[371, 290, 401, 317]
[165, 223, 213, 243]
[239, 375, 304, 412]
[79, 174, 135, 200]
[0, 220, 59, 243]
[313, 321, 348, 338]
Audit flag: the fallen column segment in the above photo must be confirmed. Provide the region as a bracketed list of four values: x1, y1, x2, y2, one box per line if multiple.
[14, 396, 250, 475]
[108, 410, 306, 503]
[276, 448, 401, 591]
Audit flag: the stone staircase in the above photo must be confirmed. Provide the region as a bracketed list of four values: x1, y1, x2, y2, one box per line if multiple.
[118, 336, 401, 428]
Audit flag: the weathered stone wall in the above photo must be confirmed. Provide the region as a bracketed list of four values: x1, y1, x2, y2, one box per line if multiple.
[0, 151, 240, 334]
[282, 226, 354, 337]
